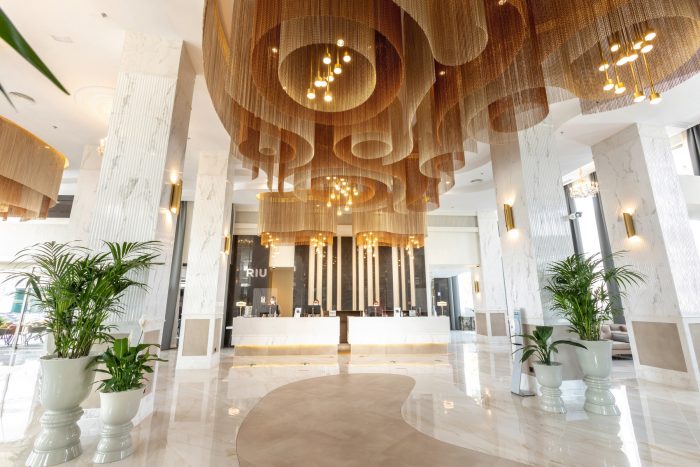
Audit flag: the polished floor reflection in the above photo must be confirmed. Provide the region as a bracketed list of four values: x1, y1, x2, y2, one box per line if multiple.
[1, 333, 699, 466]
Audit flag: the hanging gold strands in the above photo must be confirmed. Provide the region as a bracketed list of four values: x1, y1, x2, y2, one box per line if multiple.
[353, 210, 427, 249]
[203, 0, 700, 238]
[257, 191, 336, 246]
[0, 116, 67, 220]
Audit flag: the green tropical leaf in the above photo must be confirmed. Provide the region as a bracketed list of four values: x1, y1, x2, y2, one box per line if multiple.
[0, 7, 69, 96]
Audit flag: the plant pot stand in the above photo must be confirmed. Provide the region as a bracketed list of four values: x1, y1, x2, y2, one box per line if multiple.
[583, 375, 620, 416]
[93, 421, 136, 463]
[539, 384, 566, 414]
[576, 340, 620, 416]
[533, 362, 566, 414]
[93, 388, 143, 464]
[26, 407, 84, 466]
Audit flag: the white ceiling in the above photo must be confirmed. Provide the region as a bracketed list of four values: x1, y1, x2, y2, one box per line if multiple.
[1, 0, 699, 214]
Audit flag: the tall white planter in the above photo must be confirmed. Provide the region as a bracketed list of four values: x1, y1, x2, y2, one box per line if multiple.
[27, 355, 96, 467]
[576, 340, 620, 416]
[93, 387, 143, 464]
[533, 362, 566, 413]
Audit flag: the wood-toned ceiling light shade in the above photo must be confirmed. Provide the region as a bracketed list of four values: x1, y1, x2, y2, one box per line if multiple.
[0, 117, 66, 220]
[258, 191, 336, 245]
[205, 0, 700, 235]
[352, 210, 426, 248]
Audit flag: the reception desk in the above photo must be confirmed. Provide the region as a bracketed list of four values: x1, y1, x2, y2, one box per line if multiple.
[347, 316, 451, 354]
[230, 316, 340, 356]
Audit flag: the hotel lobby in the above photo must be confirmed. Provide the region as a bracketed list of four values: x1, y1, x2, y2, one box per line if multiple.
[1, 1, 700, 466]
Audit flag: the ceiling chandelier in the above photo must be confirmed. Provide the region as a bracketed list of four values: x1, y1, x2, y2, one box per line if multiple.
[306, 40, 351, 103]
[568, 170, 599, 199]
[204, 0, 699, 240]
[597, 20, 662, 104]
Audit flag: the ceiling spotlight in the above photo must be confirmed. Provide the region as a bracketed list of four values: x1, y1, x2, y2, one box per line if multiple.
[641, 43, 653, 54]
[598, 61, 610, 72]
[342, 51, 351, 63]
[306, 88, 316, 100]
[614, 82, 626, 94]
[603, 78, 615, 91]
[649, 91, 662, 104]
[336, 38, 345, 47]
[323, 52, 332, 65]
[644, 30, 657, 41]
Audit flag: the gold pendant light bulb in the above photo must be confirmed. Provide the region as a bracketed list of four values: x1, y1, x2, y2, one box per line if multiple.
[641, 43, 653, 54]
[633, 89, 646, 103]
[334, 63, 342, 75]
[327, 72, 334, 83]
[632, 39, 644, 50]
[649, 91, 662, 104]
[306, 88, 316, 100]
[644, 30, 657, 41]
[627, 51, 638, 62]
[342, 50, 351, 63]
[616, 55, 628, 66]
[603, 77, 615, 91]
[326, 201, 332, 207]
[598, 61, 610, 72]
[336, 38, 344, 47]
[614, 82, 626, 94]
[610, 42, 621, 53]
[323, 53, 332, 65]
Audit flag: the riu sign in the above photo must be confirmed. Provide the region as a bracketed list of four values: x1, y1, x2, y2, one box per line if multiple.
[245, 268, 268, 278]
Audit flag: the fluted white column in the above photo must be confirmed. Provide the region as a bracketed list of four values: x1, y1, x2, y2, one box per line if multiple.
[374, 246, 380, 304]
[70, 145, 102, 243]
[308, 245, 315, 304]
[366, 245, 374, 305]
[474, 210, 509, 339]
[400, 247, 407, 309]
[336, 237, 342, 310]
[391, 247, 399, 309]
[358, 246, 365, 310]
[88, 31, 195, 341]
[326, 242, 333, 311]
[352, 237, 357, 310]
[316, 244, 323, 303]
[177, 152, 233, 370]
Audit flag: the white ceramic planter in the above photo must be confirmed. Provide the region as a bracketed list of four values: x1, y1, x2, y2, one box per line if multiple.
[576, 340, 620, 416]
[93, 387, 143, 464]
[533, 362, 566, 413]
[27, 354, 96, 467]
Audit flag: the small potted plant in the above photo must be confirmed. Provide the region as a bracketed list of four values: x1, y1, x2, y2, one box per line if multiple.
[544, 252, 643, 416]
[92, 336, 165, 463]
[7, 241, 160, 466]
[515, 326, 586, 413]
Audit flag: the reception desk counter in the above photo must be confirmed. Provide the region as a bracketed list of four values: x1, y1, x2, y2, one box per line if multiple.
[347, 316, 451, 353]
[230, 317, 340, 355]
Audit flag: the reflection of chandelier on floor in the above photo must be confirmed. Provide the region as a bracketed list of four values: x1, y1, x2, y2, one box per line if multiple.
[568, 170, 599, 199]
[306, 39, 351, 103]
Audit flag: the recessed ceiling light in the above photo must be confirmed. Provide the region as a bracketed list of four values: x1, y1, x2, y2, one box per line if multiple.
[8, 91, 35, 103]
[50, 35, 73, 43]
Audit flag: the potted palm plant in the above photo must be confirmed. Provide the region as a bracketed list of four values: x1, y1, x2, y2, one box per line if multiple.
[544, 252, 643, 416]
[515, 326, 586, 413]
[92, 336, 164, 463]
[7, 241, 160, 466]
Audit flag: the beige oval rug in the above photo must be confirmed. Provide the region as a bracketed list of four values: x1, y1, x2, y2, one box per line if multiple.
[237, 373, 527, 466]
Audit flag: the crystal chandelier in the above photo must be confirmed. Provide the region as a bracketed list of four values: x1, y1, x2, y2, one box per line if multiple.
[568, 170, 599, 199]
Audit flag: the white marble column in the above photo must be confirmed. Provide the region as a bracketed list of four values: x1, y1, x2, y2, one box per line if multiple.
[409, 250, 416, 308]
[316, 244, 323, 303]
[400, 247, 407, 309]
[358, 246, 365, 310]
[352, 237, 357, 310]
[474, 210, 509, 340]
[391, 247, 399, 309]
[374, 246, 380, 304]
[336, 237, 342, 310]
[326, 242, 333, 311]
[308, 245, 315, 304]
[88, 31, 195, 342]
[366, 245, 374, 305]
[491, 122, 577, 378]
[69, 145, 102, 243]
[177, 152, 233, 370]
[593, 124, 700, 390]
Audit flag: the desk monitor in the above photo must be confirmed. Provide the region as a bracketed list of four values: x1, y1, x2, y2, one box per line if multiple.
[366, 305, 381, 317]
[306, 304, 322, 316]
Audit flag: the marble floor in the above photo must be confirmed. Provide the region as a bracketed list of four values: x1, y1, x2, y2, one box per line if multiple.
[1, 332, 699, 466]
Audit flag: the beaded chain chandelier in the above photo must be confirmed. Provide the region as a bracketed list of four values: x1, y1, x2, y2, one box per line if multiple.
[204, 0, 700, 246]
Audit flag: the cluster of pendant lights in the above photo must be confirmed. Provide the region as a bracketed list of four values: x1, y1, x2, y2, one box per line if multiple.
[325, 175, 358, 215]
[306, 38, 352, 103]
[599, 24, 662, 104]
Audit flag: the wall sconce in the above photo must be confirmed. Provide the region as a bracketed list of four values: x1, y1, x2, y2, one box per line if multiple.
[223, 234, 231, 255]
[169, 179, 182, 214]
[474, 280, 480, 293]
[623, 212, 636, 238]
[503, 204, 515, 231]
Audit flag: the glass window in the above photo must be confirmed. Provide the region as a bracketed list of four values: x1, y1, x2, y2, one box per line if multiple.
[671, 132, 694, 175]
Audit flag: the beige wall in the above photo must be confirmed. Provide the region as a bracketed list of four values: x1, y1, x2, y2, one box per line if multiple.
[270, 268, 294, 316]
